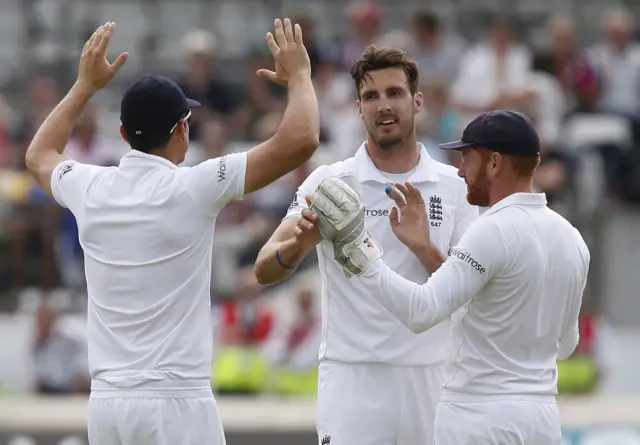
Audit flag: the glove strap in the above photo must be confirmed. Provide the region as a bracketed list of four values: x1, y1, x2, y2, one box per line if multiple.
[340, 229, 383, 277]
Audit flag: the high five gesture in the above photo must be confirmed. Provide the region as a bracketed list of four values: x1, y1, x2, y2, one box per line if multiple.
[257, 18, 311, 86]
[77, 22, 129, 92]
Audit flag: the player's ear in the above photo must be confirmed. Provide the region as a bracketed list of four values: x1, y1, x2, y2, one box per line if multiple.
[490, 152, 503, 177]
[356, 99, 363, 118]
[119, 125, 129, 143]
[178, 119, 189, 141]
[414, 92, 423, 114]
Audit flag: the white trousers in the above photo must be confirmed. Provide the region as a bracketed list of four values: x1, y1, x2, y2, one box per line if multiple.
[316, 361, 445, 445]
[434, 399, 563, 444]
[87, 395, 225, 445]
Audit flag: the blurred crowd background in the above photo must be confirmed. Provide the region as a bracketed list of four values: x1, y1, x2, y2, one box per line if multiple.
[0, 0, 639, 404]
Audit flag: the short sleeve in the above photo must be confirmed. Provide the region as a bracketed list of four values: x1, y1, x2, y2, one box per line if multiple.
[178, 152, 247, 216]
[51, 160, 101, 212]
[283, 165, 335, 220]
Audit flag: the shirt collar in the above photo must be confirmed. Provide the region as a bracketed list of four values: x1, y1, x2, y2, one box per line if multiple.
[119, 150, 178, 170]
[353, 142, 440, 184]
[482, 192, 547, 217]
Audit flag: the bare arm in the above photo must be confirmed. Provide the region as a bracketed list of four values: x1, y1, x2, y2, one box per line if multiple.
[255, 215, 320, 285]
[25, 84, 92, 196]
[244, 19, 319, 195]
[244, 72, 319, 194]
[25, 22, 127, 197]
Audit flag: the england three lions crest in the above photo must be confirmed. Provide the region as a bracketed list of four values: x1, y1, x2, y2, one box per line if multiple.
[428, 195, 443, 227]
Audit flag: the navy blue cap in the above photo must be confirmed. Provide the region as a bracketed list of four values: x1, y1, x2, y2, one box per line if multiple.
[439, 110, 540, 156]
[120, 75, 201, 141]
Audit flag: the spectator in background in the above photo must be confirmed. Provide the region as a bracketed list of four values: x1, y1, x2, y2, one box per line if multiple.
[452, 15, 535, 124]
[177, 30, 241, 141]
[32, 301, 89, 395]
[234, 46, 287, 141]
[418, 78, 462, 166]
[586, 8, 640, 117]
[545, 16, 595, 108]
[264, 287, 322, 395]
[11, 76, 59, 170]
[6, 77, 61, 293]
[334, 1, 383, 70]
[314, 51, 363, 159]
[64, 105, 122, 166]
[291, 14, 324, 75]
[220, 267, 273, 347]
[409, 11, 465, 87]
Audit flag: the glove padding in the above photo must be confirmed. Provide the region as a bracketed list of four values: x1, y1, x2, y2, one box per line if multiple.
[308, 177, 383, 277]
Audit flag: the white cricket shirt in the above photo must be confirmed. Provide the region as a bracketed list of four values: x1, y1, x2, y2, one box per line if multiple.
[285, 143, 478, 365]
[361, 192, 590, 400]
[50, 150, 247, 389]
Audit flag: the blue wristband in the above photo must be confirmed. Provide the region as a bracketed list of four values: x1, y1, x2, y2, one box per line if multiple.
[276, 247, 296, 270]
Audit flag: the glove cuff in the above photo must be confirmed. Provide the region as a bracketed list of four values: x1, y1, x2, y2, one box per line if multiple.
[340, 229, 383, 277]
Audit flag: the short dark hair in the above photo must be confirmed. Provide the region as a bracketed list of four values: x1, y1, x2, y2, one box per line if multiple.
[126, 131, 173, 154]
[350, 45, 419, 98]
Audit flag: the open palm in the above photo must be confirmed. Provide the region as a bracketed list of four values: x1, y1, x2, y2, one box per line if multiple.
[386, 182, 431, 252]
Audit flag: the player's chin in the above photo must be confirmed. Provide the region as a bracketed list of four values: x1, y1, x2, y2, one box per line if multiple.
[466, 190, 489, 207]
[375, 133, 403, 150]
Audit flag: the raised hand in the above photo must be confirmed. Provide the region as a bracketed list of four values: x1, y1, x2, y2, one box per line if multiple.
[77, 22, 129, 93]
[257, 18, 311, 86]
[386, 182, 431, 252]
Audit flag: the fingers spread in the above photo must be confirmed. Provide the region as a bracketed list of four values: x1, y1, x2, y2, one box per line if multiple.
[395, 183, 412, 204]
[283, 18, 294, 44]
[294, 23, 303, 45]
[265, 32, 279, 56]
[407, 183, 425, 206]
[389, 206, 399, 225]
[111, 52, 129, 73]
[256, 69, 277, 80]
[385, 184, 407, 208]
[274, 18, 287, 48]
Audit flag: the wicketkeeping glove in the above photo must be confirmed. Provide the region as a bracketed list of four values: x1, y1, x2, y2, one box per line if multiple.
[308, 177, 383, 277]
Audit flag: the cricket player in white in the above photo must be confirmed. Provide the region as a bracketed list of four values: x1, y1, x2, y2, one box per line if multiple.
[24, 20, 320, 445]
[308, 110, 590, 444]
[254, 45, 478, 445]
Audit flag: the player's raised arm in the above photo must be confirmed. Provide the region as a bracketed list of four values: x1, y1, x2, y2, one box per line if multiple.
[25, 22, 128, 197]
[244, 18, 320, 194]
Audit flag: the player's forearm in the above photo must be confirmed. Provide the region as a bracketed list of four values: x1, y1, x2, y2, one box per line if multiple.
[274, 73, 320, 156]
[255, 237, 314, 285]
[412, 243, 446, 274]
[25, 82, 93, 169]
[360, 260, 449, 333]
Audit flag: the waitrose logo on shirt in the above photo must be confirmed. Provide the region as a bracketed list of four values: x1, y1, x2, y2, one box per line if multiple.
[450, 248, 486, 274]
